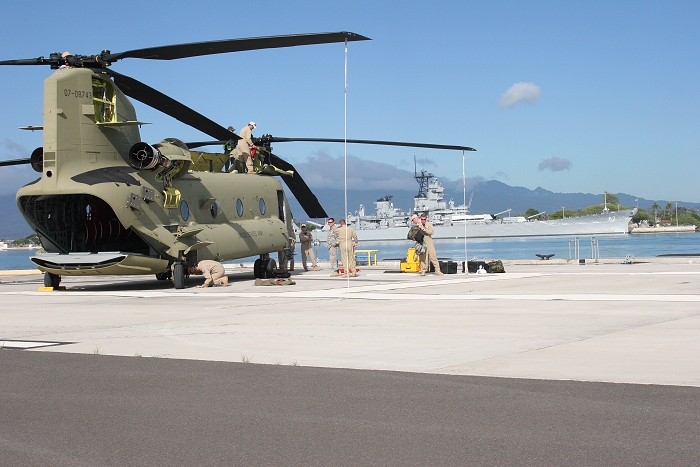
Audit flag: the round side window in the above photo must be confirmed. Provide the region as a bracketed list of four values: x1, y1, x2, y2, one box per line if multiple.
[180, 200, 189, 221]
[259, 198, 266, 215]
[236, 199, 244, 217]
[210, 201, 221, 219]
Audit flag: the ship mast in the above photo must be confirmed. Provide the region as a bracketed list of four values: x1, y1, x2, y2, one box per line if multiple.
[413, 155, 433, 196]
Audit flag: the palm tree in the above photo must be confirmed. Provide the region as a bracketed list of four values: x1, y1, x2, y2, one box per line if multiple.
[665, 202, 673, 220]
[651, 202, 660, 223]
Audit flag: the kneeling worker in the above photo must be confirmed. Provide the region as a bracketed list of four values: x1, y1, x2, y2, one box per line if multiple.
[190, 260, 229, 288]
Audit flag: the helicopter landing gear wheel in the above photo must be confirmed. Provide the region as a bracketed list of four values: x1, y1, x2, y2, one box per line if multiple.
[253, 258, 263, 279]
[253, 257, 277, 279]
[44, 272, 61, 288]
[173, 263, 186, 289]
[264, 258, 277, 278]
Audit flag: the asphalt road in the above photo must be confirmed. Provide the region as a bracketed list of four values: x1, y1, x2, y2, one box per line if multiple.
[2, 350, 699, 466]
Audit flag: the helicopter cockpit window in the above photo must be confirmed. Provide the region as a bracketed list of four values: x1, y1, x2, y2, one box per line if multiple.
[259, 198, 266, 215]
[210, 201, 222, 219]
[236, 199, 244, 217]
[92, 78, 116, 123]
[180, 200, 189, 221]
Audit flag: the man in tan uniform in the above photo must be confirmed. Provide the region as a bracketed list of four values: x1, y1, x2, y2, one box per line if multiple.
[298, 224, 320, 271]
[190, 260, 229, 287]
[223, 126, 237, 172]
[418, 213, 443, 277]
[333, 219, 359, 277]
[326, 218, 340, 276]
[278, 235, 295, 271]
[237, 121, 256, 174]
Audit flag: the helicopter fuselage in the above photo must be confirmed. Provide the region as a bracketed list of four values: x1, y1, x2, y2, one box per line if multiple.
[17, 67, 291, 277]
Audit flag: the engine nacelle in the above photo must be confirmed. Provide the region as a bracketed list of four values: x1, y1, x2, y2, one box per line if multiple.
[128, 142, 160, 170]
[128, 138, 192, 177]
[30, 147, 44, 173]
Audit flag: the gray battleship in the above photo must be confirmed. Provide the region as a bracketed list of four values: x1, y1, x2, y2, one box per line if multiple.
[313, 169, 636, 242]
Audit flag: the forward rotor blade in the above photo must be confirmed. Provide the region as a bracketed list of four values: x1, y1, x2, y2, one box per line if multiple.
[269, 153, 327, 219]
[107, 70, 236, 141]
[104, 32, 370, 62]
[264, 137, 476, 152]
[0, 158, 30, 167]
[0, 58, 51, 66]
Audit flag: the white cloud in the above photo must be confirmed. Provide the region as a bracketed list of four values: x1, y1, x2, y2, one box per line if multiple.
[1, 139, 35, 195]
[415, 157, 437, 168]
[295, 151, 417, 191]
[499, 82, 541, 108]
[538, 157, 572, 172]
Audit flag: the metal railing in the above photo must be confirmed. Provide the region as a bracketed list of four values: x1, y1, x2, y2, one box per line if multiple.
[569, 236, 601, 261]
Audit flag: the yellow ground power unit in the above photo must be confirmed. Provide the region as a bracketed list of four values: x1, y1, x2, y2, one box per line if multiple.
[400, 247, 421, 273]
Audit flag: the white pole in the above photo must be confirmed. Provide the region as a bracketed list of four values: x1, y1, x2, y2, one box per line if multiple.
[676, 202, 678, 226]
[344, 39, 350, 287]
[463, 150, 468, 273]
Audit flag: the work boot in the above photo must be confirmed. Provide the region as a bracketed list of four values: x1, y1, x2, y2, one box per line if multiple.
[330, 271, 340, 277]
[216, 276, 229, 286]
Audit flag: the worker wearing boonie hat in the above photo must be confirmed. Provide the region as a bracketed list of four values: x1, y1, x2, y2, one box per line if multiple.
[237, 121, 257, 174]
[299, 224, 320, 272]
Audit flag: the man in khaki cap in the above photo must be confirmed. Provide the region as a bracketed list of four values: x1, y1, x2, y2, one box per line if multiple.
[237, 121, 257, 174]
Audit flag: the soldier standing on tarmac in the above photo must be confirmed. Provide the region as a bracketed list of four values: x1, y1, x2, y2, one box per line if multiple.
[299, 224, 320, 271]
[326, 218, 340, 276]
[334, 219, 359, 277]
[418, 213, 443, 277]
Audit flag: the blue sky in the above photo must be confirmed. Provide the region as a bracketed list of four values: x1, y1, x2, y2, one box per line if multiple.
[1, 0, 699, 203]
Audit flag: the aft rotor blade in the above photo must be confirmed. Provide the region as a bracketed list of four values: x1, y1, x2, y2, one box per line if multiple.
[0, 158, 30, 167]
[266, 137, 476, 152]
[107, 70, 236, 141]
[105, 32, 370, 62]
[185, 141, 227, 149]
[269, 153, 327, 219]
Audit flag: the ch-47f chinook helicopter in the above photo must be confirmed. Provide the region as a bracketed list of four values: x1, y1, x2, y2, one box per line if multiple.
[0, 32, 475, 289]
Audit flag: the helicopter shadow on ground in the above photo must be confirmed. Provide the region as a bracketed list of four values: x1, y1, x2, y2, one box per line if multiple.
[62, 272, 255, 293]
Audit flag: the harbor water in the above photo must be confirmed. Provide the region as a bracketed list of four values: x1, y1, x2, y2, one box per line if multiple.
[2, 233, 698, 271]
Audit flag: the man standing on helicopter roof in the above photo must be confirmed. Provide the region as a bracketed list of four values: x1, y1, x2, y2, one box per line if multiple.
[237, 121, 257, 174]
[223, 126, 236, 172]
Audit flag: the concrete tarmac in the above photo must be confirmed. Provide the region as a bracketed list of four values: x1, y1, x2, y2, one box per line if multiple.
[2, 259, 700, 465]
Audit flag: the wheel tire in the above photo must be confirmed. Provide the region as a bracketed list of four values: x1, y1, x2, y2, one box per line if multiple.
[155, 271, 171, 281]
[44, 272, 60, 288]
[264, 258, 277, 278]
[253, 258, 263, 279]
[173, 263, 186, 289]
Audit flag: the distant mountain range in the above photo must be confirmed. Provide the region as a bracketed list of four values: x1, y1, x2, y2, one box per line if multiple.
[287, 180, 700, 223]
[2, 182, 699, 240]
